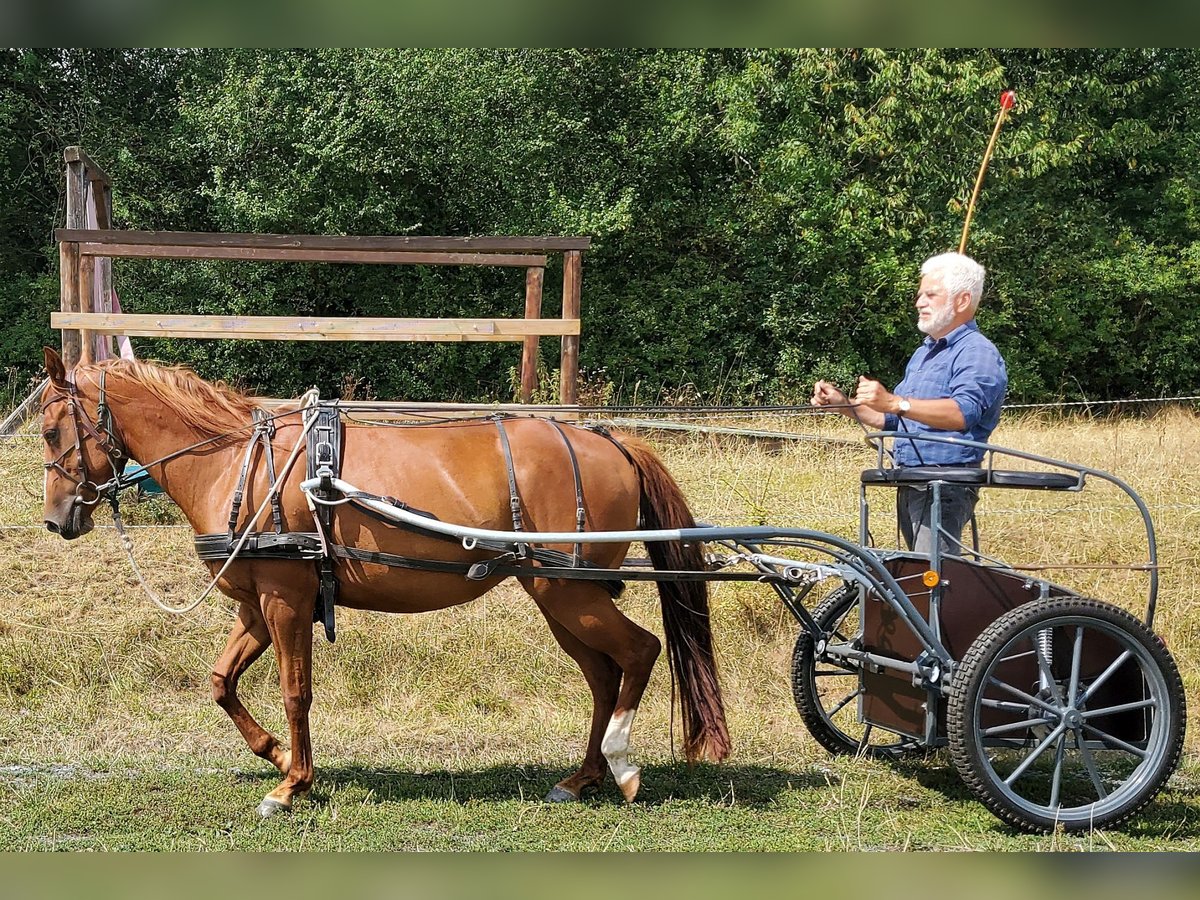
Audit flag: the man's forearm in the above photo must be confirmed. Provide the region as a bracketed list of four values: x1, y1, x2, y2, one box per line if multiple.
[896, 397, 966, 431]
[844, 405, 886, 428]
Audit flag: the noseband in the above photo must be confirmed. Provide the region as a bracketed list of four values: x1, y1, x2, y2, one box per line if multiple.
[42, 368, 128, 507]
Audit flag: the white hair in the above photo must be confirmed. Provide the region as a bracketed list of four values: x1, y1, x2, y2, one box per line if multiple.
[921, 252, 986, 313]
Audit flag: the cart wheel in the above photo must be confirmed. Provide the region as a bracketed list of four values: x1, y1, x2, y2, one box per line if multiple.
[947, 596, 1186, 833]
[792, 584, 921, 759]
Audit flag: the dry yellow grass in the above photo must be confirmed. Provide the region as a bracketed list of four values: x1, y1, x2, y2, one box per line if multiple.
[0, 409, 1197, 837]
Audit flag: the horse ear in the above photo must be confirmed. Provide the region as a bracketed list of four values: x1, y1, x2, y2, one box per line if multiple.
[43, 347, 68, 386]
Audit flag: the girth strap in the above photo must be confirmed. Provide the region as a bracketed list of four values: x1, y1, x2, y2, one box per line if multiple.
[546, 419, 587, 565]
[493, 417, 525, 542]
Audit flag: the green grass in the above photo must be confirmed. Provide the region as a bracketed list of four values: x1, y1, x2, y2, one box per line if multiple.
[2, 755, 1196, 851]
[1, 411, 1199, 850]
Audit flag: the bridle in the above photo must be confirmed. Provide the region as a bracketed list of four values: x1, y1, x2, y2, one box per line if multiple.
[42, 368, 128, 509]
[42, 367, 309, 514]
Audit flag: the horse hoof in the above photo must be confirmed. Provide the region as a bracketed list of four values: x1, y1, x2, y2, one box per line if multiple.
[544, 785, 579, 803]
[257, 796, 291, 818]
[617, 770, 641, 804]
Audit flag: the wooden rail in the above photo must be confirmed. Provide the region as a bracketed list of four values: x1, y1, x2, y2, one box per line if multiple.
[56, 148, 589, 405]
[52, 313, 579, 342]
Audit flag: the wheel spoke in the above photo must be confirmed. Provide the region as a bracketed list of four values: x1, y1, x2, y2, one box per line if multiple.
[1048, 730, 1068, 810]
[856, 724, 875, 755]
[1081, 697, 1157, 719]
[980, 697, 1031, 713]
[982, 716, 1056, 737]
[1082, 723, 1148, 759]
[1078, 650, 1133, 705]
[1067, 625, 1085, 702]
[1002, 723, 1068, 786]
[998, 649, 1036, 664]
[987, 676, 1061, 716]
[1034, 632, 1065, 706]
[826, 687, 862, 717]
[1075, 728, 1109, 800]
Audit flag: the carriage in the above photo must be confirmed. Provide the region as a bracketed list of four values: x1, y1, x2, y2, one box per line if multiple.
[40, 352, 1186, 833]
[306, 425, 1185, 833]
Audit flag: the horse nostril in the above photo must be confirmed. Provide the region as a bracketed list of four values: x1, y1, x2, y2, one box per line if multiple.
[44, 520, 61, 534]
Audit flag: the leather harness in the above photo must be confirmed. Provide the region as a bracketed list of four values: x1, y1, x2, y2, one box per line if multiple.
[193, 405, 627, 643]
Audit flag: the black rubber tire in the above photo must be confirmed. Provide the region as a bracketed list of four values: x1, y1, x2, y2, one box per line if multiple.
[947, 596, 1186, 833]
[791, 584, 921, 759]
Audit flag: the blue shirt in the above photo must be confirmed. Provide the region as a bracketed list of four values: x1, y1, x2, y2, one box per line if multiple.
[882, 321, 1007, 466]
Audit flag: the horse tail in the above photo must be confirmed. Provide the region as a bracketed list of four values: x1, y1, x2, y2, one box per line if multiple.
[615, 433, 730, 764]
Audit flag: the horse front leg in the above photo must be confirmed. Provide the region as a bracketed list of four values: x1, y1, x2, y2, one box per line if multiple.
[211, 602, 291, 775]
[256, 584, 315, 817]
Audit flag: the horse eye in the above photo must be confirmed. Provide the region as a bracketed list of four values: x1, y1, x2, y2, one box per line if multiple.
[43, 428, 59, 443]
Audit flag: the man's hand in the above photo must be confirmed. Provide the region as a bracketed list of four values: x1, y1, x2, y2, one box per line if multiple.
[851, 376, 899, 414]
[811, 380, 848, 410]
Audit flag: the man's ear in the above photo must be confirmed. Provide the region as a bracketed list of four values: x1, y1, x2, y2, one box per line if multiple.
[954, 291, 974, 314]
[43, 347, 68, 386]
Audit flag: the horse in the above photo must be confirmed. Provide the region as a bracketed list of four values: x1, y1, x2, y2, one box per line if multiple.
[38, 347, 730, 816]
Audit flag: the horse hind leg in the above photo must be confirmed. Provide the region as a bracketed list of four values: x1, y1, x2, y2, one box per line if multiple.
[533, 598, 621, 802]
[527, 580, 661, 803]
[211, 603, 290, 775]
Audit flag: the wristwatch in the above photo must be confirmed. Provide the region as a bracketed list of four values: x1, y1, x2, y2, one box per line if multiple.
[897, 397, 912, 416]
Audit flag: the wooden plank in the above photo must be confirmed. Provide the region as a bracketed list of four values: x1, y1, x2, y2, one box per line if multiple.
[64, 147, 111, 187]
[58, 229, 592, 253]
[58, 243, 81, 368]
[87, 182, 115, 361]
[51, 313, 581, 342]
[62, 152, 87, 368]
[93, 183, 112, 231]
[76, 242, 547, 268]
[521, 267, 544, 403]
[560, 250, 582, 406]
[77, 244, 95, 364]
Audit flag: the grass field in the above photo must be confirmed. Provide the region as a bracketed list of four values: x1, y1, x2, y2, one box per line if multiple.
[0, 410, 1197, 850]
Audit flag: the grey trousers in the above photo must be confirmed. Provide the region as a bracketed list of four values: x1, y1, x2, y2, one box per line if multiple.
[897, 483, 979, 555]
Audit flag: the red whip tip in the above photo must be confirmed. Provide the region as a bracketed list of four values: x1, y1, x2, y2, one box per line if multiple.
[1000, 90, 1016, 110]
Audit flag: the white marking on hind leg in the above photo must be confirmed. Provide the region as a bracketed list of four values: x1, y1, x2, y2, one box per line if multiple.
[602, 708, 639, 797]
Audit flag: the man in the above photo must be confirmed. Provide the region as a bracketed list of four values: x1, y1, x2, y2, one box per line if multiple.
[811, 251, 1007, 554]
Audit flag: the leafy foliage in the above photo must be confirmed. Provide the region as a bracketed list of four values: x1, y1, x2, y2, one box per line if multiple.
[3, 49, 1199, 402]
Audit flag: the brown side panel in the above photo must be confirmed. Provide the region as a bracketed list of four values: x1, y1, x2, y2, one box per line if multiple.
[861, 556, 1041, 739]
[861, 558, 1146, 743]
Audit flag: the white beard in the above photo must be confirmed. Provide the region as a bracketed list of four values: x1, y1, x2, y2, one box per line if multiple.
[918, 302, 956, 336]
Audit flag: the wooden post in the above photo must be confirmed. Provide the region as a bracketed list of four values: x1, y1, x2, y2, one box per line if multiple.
[77, 243, 95, 364]
[62, 149, 88, 369]
[58, 242, 81, 368]
[559, 250, 581, 406]
[521, 266, 544, 403]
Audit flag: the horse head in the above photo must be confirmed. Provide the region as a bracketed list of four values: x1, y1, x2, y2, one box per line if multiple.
[40, 347, 127, 540]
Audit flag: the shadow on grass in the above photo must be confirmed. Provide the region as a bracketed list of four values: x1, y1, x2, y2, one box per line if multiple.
[895, 753, 1200, 839]
[236, 761, 829, 809]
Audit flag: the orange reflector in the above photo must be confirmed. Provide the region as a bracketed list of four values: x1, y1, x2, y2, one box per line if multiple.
[922, 570, 940, 588]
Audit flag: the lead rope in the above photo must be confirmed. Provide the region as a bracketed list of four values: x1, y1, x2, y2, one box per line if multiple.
[112, 389, 321, 615]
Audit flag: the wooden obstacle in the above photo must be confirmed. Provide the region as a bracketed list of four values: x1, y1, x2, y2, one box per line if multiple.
[53, 147, 589, 407]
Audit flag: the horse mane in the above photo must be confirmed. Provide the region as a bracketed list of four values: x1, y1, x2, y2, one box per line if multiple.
[90, 358, 267, 436]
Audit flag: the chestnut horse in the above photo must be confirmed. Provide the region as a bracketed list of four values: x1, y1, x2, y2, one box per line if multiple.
[39, 348, 729, 815]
